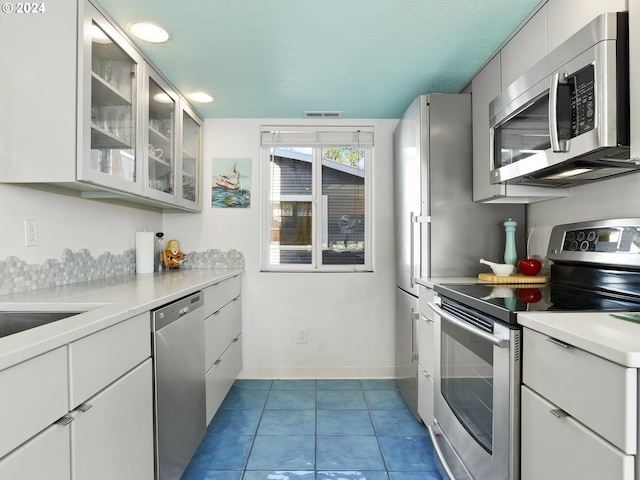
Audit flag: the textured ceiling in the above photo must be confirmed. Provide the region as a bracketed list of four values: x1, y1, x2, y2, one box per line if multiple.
[95, 0, 541, 119]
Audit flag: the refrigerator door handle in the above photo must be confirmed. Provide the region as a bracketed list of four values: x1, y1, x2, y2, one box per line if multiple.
[410, 214, 431, 285]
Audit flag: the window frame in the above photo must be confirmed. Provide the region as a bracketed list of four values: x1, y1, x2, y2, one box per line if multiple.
[260, 126, 373, 273]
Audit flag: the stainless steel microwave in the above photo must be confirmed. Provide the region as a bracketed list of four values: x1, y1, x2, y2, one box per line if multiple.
[489, 12, 636, 187]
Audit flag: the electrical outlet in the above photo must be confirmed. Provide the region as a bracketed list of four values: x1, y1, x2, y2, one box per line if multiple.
[296, 328, 308, 344]
[24, 219, 38, 246]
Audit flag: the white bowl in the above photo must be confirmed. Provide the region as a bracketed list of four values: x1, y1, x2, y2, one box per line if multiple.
[480, 258, 514, 276]
[490, 264, 515, 276]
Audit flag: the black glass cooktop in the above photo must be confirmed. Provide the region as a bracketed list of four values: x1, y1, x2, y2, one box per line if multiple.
[434, 282, 640, 325]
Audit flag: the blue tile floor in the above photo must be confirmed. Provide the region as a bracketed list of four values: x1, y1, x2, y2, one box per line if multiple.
[182, 379, 443, 480]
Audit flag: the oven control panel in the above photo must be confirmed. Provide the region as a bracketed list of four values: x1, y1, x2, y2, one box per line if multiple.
[562, 226, 637, 253]
[548, 219, 640, 266]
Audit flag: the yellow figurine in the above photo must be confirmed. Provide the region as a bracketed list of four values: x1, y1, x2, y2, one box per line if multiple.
[162, 239, 186, 268]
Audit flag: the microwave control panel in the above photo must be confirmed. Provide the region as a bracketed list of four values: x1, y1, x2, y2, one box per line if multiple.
[566, 64, 595, 138]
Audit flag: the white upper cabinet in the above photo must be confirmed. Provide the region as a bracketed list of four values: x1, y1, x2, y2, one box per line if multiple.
[179, 103, 203, 211]
[79, 3, 145, 195]
[500, 6, 547, 89]
[0, 0, 77, 184]
[0, 0, 202, 212]
[143, 66, 180, 205]
[143, 63, 202, 211]
[546, 0, 628, 52]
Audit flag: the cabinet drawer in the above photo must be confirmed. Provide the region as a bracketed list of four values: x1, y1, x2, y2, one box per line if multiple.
[206, 335, 242, 424]
[205, 297, 241, 369]
[204, 281, 226, 317]
[69, 313, 151, 409]
[0, 421, 71, 479]
[418, 285, 434, 320]
[417, 313, 435, 375]
[226, 274, 241, 302]
[417, 365, 434, 427]
[521, 386, 634, 480]
[0, 347, 68, 459]
[523, 328, 637, 453]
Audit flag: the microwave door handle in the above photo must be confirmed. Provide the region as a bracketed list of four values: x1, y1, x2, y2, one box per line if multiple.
[429, 301, 510, 348]
[549, 72, 568, 153]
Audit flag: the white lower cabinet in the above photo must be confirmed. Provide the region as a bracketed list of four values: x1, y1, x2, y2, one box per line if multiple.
[521, 326, 638, 479]
[0, 313, 153, 479]
[417, 285, 436, 426]
[204, 274, 243, 424]
[72, 359, 154, 480]
[206, 334, 243, 421]
[521, 386, 634, 480]
[417, 364, 435, 426]
[0, 421, 71, 479]
[0, 346, 68, 459]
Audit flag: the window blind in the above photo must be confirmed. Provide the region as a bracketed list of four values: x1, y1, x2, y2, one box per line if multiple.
[261, 127, 374, 147]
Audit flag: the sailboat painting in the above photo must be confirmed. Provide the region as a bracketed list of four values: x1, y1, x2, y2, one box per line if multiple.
[211, 158, 251, 208]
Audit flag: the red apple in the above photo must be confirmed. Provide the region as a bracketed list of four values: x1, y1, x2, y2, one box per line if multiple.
[518, 288, 542, 303]
[518, 258, 542, 276]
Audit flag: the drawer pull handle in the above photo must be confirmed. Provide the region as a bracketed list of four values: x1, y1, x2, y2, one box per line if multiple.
[550, 408, 568, 418]
[546, 337, 571, 349]
[77, 403, 93, 413]
[56, 415, 75, 426]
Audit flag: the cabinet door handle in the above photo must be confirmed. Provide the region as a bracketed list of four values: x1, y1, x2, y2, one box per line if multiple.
[420, 313, 435, 324]
[546, 337, 571, 349]
[550, 408, 568, 418]
[77, 403, 93, 413]
[56, 415, 75, 426]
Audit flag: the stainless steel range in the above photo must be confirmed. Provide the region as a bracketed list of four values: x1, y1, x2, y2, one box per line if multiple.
[428, 218, 640, 480]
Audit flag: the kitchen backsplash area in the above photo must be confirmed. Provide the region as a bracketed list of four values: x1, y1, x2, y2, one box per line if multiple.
[0, 248, 244, 295]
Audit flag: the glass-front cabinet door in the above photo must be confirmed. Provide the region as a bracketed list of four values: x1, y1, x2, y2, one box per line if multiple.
[79, 2, 143, 194]
[180, 105, 202, 210]
[144, 68, 178, 203]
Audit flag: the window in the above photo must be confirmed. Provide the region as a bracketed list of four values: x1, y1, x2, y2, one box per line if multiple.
[261, 127, 373, 272]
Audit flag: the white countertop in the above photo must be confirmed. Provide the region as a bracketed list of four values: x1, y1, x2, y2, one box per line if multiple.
[518, 311, 640, 368]
[416, 276, 482, 288]
[0, 268, 242, 371]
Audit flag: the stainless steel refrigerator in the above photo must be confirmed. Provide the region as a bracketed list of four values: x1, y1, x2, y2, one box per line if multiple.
[394, 94, 525, 420]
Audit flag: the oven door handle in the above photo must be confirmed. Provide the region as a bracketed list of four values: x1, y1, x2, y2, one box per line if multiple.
[429, 302, 510, 348]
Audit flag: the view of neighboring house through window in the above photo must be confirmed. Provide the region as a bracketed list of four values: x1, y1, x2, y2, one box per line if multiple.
[261, 127, 373, 271]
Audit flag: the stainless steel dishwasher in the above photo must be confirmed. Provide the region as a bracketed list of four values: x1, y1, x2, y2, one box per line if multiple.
[151, 291, 205, 480]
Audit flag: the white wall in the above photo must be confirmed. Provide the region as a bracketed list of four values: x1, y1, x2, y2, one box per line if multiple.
[163, 118, 399, 379]
[1, 184, 161, 265]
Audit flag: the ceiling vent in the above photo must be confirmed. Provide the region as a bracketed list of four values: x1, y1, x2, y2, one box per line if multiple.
[303, 111, 343, 118]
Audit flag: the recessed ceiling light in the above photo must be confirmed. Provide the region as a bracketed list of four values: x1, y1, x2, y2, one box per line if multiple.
[153, 92, 173, 103]
[188, 92, 214, 103]
[130, 22, 170, 43]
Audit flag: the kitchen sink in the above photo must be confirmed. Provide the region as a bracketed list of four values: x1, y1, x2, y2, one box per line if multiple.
[0, 311, 84, 339]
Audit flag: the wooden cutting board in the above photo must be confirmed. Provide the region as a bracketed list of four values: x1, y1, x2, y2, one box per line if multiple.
[478, 273, 548, 283]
